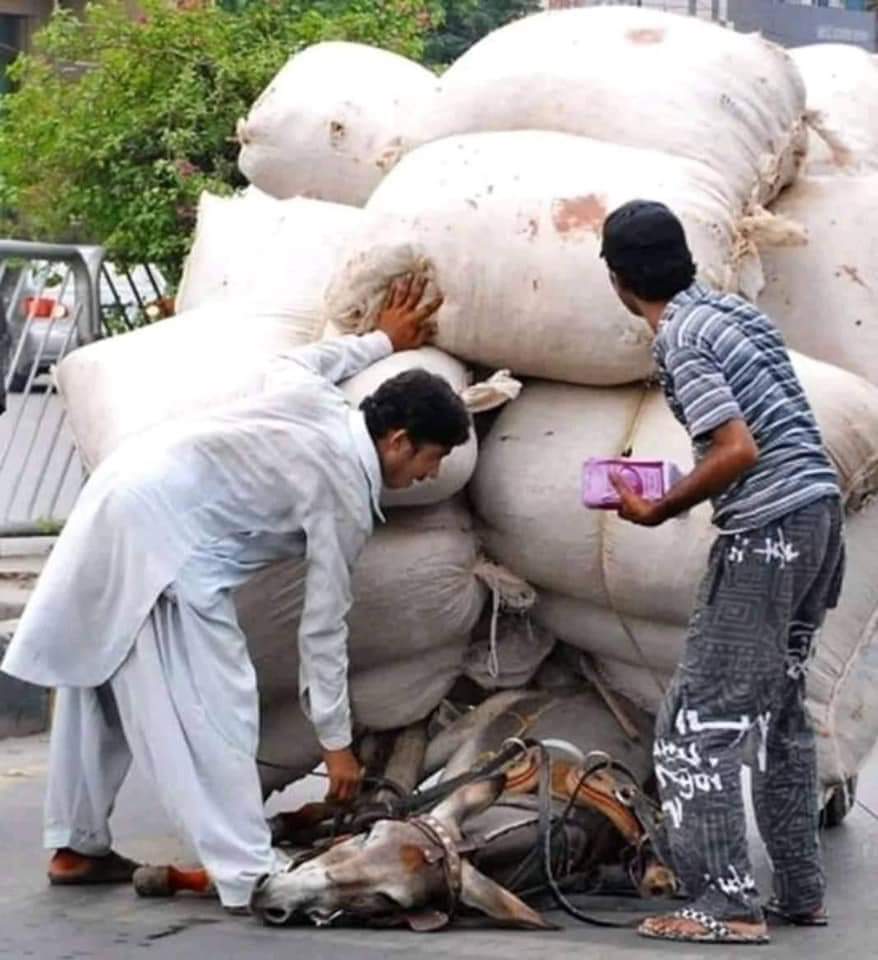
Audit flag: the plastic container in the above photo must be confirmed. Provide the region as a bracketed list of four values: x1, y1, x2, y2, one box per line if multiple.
[582, 457, 683, 510]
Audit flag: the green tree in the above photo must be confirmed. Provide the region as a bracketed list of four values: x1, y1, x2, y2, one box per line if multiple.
[0, 0, 435, 285]
[423, 0, 539, 68]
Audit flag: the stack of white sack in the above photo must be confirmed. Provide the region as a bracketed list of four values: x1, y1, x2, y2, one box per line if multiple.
[323, 130, 787, 387]
[790, 44, 878, 174]
[55, 190, 536, 793]
[236, 41, 438, 206]
[470, 353, 878, 787]
[414, 6, 808, 214]
[238, 500, 535, 794]
[55, 315, 532, 793]
[60, 185, 516, 501]
[236, 7, 808, 220]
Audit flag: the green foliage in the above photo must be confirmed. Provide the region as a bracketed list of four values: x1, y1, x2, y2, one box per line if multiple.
[0, 0, 434, 285]
[423, 0, 539, 68]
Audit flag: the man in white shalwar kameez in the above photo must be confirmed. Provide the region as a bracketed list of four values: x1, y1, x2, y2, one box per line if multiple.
[0, 278, 467, 910]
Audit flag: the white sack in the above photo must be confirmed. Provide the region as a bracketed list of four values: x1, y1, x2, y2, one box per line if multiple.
[462, 612, 555, 691]
[56, 302, 322, 473]
[791, 44, 878, 174]
[421, 6, 807, 211]
[760, 175, 878, 386]
[176, 188, 362, 314]
[338, 347, 477, 508]
[237, 42, 437, 206]
[237, 500, 488, 793]
[59, 188, 368, 472]
[472, 352, 878, 612]
[326, 131, 762, 386]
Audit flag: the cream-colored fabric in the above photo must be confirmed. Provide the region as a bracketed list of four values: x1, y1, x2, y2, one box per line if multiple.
[325, 131, 762, 386]
[335, 346, 478, 508]
[59, 188, 364, 472]
[760, 174, 878, 387]
[460, 370, 522, 413]
[176, 188, 362, 315]
[56, 304, 324, 473]
[237, 42, 437, 206]
[791, 44, 878, 174]
[420, 6, 806, 211]
[240, 499, 489, 795]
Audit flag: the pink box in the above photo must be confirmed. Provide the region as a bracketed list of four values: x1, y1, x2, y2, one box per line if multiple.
[582, 457, 683, 510]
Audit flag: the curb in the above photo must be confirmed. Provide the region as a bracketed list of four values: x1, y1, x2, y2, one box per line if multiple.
[0, 620, 51, 739]
[0, 579, 34, 621]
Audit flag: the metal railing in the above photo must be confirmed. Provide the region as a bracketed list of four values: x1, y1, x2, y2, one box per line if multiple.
[0, 241, 166, 538]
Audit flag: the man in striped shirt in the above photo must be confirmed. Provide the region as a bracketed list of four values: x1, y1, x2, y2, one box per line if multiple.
[600, 200, 844, 945]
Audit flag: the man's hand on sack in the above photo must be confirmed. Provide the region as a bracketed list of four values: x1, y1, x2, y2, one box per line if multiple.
[610, 471, 668, 527]
[323, 746, 364, 805]
[376, 273, 443, 351]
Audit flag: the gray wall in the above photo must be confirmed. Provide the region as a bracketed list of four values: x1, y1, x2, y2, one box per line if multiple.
[727, 0, 877, 52]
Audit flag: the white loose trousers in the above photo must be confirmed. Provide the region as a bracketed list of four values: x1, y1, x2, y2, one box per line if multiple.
[44, 561, 289, 908]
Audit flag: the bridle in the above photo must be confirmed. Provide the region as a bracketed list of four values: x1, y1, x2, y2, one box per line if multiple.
[266, 736, 675, 930]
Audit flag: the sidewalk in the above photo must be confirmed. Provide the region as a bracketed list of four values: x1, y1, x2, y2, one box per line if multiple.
[0, 730, 875, 960]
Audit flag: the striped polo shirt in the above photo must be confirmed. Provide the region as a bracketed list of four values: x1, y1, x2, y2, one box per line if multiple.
[653, 282, 840, 533]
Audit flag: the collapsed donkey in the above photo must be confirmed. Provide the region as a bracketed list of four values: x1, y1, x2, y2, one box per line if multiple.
[135, 688, 677, 929]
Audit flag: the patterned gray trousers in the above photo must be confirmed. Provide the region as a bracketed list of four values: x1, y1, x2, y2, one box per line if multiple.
[654, 497, 845, 921]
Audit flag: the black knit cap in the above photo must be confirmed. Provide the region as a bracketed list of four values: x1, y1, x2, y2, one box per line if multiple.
[600, 199, 693, 274]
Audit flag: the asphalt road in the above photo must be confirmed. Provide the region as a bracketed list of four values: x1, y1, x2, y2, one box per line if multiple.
[0, 731, 876, 960]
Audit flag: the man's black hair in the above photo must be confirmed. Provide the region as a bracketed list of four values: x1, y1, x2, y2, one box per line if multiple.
[601, 199, 697, 302]
[360, 368, 470, 449]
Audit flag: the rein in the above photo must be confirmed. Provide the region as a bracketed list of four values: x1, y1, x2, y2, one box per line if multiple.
[268, 737, 673, 930]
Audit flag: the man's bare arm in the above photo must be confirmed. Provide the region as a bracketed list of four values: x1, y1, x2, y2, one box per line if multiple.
[612, 419, 758, 527]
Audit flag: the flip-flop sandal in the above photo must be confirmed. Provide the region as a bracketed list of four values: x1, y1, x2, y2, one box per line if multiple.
[638, 908, 771, 945]
[48, 850, 140, 886]
[764, 897, 829, 927]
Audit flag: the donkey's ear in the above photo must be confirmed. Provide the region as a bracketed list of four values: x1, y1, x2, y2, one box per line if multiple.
[459, 861, 557, 930]
[431, 775, 505, 831]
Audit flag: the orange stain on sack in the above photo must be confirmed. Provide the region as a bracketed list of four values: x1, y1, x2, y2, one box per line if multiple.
[627, 28, 665, 45]
[551, 195, 607, 236]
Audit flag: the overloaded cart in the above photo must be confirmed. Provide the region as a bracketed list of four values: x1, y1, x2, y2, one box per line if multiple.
[55, 5, 878, 926]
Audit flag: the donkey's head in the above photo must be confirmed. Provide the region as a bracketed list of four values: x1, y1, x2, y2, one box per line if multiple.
[250, 776, 553, 931]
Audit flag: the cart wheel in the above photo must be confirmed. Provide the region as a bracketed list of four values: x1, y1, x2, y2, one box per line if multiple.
[9, 369, 28, 393]
[820, 776, 857, 829]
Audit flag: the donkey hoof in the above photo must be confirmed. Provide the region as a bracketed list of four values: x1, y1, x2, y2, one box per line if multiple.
[133, 865, 174, 898]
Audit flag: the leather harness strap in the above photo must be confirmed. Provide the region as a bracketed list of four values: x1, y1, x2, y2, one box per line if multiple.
[409, 814, 464, 924]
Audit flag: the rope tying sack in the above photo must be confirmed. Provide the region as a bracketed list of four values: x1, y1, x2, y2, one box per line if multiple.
[738, 205, 808, 249]
[473, 560, 537, 681]
[805, 108, 857, 170]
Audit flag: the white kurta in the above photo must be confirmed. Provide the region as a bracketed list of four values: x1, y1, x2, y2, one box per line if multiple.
[1, 332, 393, 906]
[3, 331, 391, 749]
